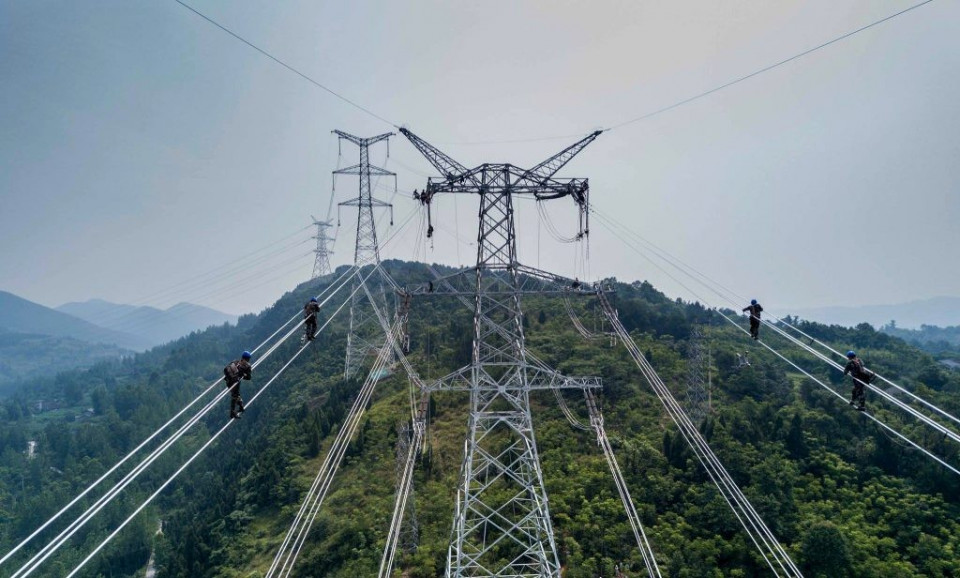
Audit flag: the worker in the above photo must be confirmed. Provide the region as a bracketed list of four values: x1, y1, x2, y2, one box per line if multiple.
[304, 297, 320, 341]
[223, 351, 252, 419]
[742, 299, 763, 340]
[843, 351, 873, 411]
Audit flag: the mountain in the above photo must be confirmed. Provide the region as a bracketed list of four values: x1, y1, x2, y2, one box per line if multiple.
[0, 290, 152, 351]
[0, 263, 958, 576]
[788, 296, 960, 329]
[56, 299, 237, 348]
[0, 328, 131, 393]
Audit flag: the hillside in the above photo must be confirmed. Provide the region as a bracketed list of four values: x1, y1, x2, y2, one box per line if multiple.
[881, 324, 960, 355]
[57, 299, 237, 348]
[0, 290, 152, 351]
[0, 262, 958, 577]
[0, 329, 131, 393]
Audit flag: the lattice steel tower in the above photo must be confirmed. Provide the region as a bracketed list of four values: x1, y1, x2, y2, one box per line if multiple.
[310, 215, 335, 280]
[333, 130, 396, 379]
[402, 127, 602, 577]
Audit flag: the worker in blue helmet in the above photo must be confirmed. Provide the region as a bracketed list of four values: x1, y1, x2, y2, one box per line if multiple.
[843, 351, 875, 411]
[304, 297, 321, 341]
[742, 299, 764, 340]
[223, 351, 253, 419]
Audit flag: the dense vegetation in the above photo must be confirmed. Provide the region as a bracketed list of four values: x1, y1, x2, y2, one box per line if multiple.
[881, 323, 960, 355]
[1, 261, 959, 577]
[0, 330, 131, 392]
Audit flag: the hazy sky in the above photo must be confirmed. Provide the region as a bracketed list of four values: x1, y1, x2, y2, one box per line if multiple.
[2, 0, 957, 316]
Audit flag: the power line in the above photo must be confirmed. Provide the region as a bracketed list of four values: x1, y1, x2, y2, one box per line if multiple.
[591, 209, 960, 476]
[593, 205, 960, 445]
[171, 0, 936, 145]
[173, 0, 398, 128]
[4, 268, 360, 576]
[606, 0, 936, 130]
[63, 277, 366, 578]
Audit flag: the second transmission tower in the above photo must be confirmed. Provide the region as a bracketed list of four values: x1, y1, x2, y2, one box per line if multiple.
[310, 216, 335, 280]
[333, 130, 396, 379]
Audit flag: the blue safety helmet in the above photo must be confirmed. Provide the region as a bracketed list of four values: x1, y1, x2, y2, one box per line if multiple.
[846, 351, 856, 359]
[241, 351, 252, 360]
[751, 299, 757, 305]
[310, 297, 318, 303]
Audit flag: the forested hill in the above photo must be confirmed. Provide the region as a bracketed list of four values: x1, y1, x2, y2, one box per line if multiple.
[1, 261, 958, 577]
[881, 323, 960, 354]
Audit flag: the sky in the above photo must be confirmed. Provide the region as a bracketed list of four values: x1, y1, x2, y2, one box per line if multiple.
[1, 0, 958, 317]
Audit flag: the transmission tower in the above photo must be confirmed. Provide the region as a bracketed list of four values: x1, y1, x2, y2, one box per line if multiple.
[686, 326, 709, 425]
[310, 215, 335, 280]
[332, 130, 396, 379]
[394, 422, 420, 554]
[402, 127, 602, 577]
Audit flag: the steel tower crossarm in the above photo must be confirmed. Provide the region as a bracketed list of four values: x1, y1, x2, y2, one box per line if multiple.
[398, 128, 479, 189]
[333, 130, 393, 148]
[516, 130, 603, 187]
[334, 163, 397, 177]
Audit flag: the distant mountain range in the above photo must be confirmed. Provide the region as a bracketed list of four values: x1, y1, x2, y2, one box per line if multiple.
[0, 291, 151, 351]
[57, 299, 237, 347]
[0, 291, 236, 391]
[788, 296, 960, 330]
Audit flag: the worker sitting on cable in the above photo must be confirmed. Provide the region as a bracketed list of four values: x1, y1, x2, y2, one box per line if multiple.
[223, 351, 252, 419]
[742, 299, 763, 340]
[843, 350, 875, 411]
[304, 297, 320, 341]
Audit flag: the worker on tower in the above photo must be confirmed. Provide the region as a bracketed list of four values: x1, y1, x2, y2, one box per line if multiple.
[223, 351, 252, 419]
[304, 297, 320, 341]
[742, 299, 763, 340]
[843, 351, 874, 411]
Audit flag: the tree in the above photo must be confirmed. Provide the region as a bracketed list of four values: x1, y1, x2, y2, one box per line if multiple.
[800, 521, 852, 577]
[91, 384, 109, 415]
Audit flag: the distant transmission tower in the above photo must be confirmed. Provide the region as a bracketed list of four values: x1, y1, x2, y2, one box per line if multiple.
[686, 326, 709, 425]
[402, 127, 602, 577]
[310, 215, 335, 280]
[333, 130, 396, 379]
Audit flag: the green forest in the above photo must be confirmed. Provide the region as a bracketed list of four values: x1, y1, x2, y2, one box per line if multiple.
[881, 323, 960, 355]
[1, 261, 959, 577]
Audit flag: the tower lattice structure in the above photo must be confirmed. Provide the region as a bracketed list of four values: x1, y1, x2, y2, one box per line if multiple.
[310, 215, 335, 280]
[333, 130, 396, 379]
[401, 127, 602, 577]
